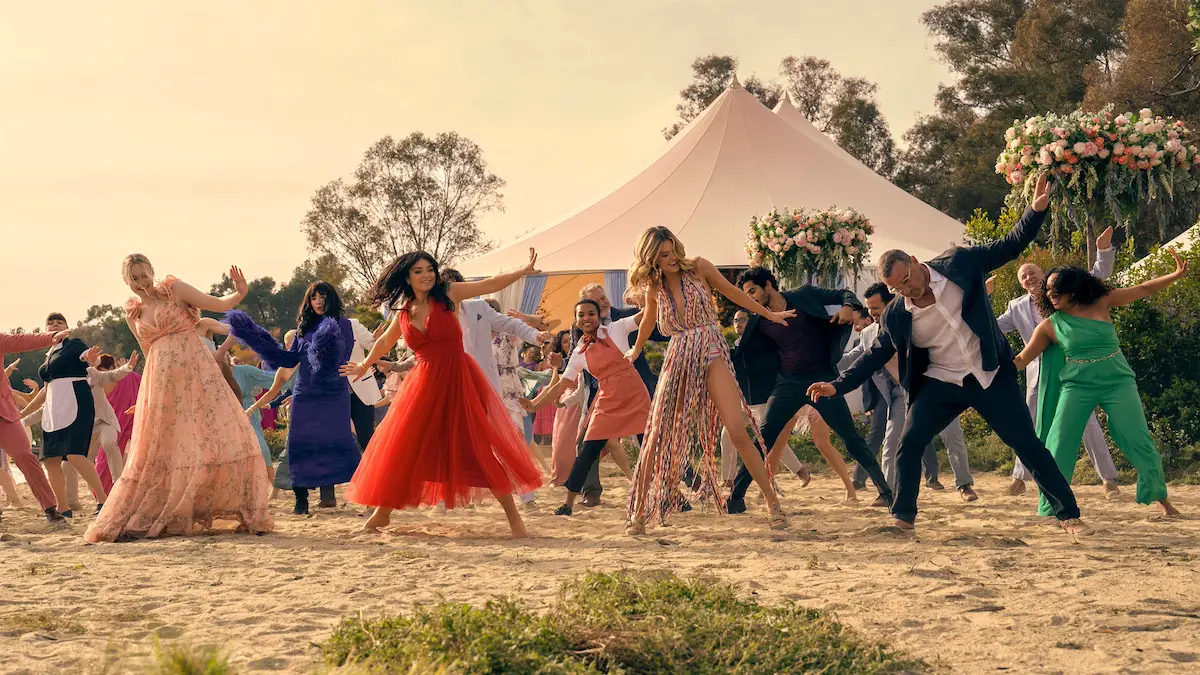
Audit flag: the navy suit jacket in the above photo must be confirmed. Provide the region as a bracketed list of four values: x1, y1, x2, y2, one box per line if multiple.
[834, 207, 1047, 403]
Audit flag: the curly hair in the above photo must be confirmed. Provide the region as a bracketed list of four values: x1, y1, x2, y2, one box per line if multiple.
[1036, 266, 1110, 316]
[736, 266, 779, 291]
[628, 226, 697, 289]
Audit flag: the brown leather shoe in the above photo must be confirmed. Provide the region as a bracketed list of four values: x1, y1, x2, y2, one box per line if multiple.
[959, 486, 979, 502]
[581, 494, 601, 507]
[317, 499, 337, 508]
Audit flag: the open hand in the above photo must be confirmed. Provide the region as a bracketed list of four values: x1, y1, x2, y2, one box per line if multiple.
[127, 351, 141, 369]
[1168, 248, 1189, 279]
[536, 330, 554, 344]
[83, 345, 103, 366]
[340, 361, 368, 381]
[807, 382, 835, 402]
[1031, 173, 1050, 211]
[519, 398, 536, 413]
[3, 358, 17, 376]
[830, 306, 854, 325]
[521, 248, 541, 276]
[230, 265, 249, 296]
[51, 330, 72, 344]
[766, 309, 796, 326]
[624, 346, 642, 363]
[547, 352, 564, 369]
[23, 378, 38, 393]
[1096, 226, 1114, 251]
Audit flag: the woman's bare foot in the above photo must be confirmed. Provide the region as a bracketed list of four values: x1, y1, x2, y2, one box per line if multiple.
[625, 519, 646, 535]
[841, 495, 860, 506]
[1059, 518, 1093, 536]
[768, 506, 788, 530]
[362, 509, 391, 533]
[891, 518, 915, 531]
[1159, 499, 1181, 518]
[509, 523, 530, 539]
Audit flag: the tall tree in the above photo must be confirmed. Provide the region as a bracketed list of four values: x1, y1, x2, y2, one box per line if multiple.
[302, 132, 503, 289]
[663, 55, 780, 140]
[779, 57, 897, 175]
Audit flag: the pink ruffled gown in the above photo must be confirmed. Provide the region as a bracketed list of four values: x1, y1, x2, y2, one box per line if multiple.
[85, 277, 273, 542]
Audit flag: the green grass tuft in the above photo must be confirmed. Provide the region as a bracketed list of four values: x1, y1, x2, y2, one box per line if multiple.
[323, 571, 925, 674]
[147, 642, 234, 675]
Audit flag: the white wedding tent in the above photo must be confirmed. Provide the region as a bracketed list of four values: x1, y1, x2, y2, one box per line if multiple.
[461, 75, 966, 317]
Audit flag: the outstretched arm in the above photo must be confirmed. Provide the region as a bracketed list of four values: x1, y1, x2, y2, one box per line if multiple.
[246, 367, 293, 415]
[1091, 227, 1115, 280]
[227, 311, 301, 370]
[1106, 249, 1188, 308]
[695, 258, 795, 325]
[483, 302, 541, 344]
[167, 266, 249, 313]
[975, 173, 1050, 272]
[0, 332, 56, 355]
[340, 313, 404, 381]
[447, 248, 540, 303]
[18, 386, 47, 418]
[831, 332, 897, 396]
[1013, 318, 1056, 370]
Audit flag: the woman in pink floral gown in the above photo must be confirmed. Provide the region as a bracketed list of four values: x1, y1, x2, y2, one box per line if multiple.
[85, 254, 273, 542]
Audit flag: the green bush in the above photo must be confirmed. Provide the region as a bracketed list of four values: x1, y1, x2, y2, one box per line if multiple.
[322, 571, 925, 674]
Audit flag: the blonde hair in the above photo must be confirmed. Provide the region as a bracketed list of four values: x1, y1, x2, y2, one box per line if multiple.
[628, 226, 695, 289]
[121, 253, 154, 288]
[578, 282, 605, 299]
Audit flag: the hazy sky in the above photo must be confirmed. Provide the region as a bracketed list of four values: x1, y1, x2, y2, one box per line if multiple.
[1, 0, 953, 332]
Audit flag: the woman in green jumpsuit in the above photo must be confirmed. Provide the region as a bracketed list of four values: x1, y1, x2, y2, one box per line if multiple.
[1014, 249, 1187, 518]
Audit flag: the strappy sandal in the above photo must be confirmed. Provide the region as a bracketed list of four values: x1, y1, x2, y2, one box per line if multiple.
[768, 509, 789, 531]
[625, 519, 646, 535]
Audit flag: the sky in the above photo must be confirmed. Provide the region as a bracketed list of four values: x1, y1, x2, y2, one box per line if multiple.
[0, 0, 954, 332]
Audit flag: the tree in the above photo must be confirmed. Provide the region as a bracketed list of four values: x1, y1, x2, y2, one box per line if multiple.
[302, 132, 503, 290]
[663, 55, 781, 140]
[780, 57, 897, 175]
[207, 253, 355, 332]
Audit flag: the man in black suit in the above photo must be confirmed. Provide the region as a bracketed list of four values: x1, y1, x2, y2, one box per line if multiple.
[726, 268, 893, 513]
[809, 175, 1088, 535]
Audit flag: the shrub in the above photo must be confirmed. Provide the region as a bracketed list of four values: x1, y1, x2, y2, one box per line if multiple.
[263, 429, 287, 461]
[147, 641, 233, 675]
[322, 571, 925, 674]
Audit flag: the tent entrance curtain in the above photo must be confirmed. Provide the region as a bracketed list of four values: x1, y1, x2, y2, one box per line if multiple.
[520, 274, 548, 315]
[604, 270, 628, 310]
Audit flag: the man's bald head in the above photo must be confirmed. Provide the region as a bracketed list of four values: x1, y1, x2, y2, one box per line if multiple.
[1018, 263, 1045, 294]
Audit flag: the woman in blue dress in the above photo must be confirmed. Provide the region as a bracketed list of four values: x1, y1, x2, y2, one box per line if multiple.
[229, 282, 361, 515]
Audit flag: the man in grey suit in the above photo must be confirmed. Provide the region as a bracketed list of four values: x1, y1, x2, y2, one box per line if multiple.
[990, 226, 1120, 498]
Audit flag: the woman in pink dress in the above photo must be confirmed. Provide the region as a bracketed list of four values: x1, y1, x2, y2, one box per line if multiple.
[85, 254, 273, 542]
[524, 300, 648, 516]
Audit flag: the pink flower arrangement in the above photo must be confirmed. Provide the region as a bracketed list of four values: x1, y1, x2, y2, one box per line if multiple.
[745, 206, 874, 286]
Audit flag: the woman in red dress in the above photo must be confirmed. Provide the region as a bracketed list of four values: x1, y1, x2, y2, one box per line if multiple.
[341, 248, 545, 538]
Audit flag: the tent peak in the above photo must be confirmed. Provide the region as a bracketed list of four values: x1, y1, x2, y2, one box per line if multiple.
[728, 72, 742, 90]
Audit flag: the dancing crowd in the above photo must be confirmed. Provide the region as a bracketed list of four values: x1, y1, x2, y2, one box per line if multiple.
[0, 174, 1189, 541]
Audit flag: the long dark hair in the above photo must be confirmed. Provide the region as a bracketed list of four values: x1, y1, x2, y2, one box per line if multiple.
[1036, 266, 1110, 316]
[297, 281, 344, 337]
[369, 251, 454, 313]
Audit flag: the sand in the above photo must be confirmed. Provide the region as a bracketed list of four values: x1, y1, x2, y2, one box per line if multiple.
[1, 469, 1198, 674]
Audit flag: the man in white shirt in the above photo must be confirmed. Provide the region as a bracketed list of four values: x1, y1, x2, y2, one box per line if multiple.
[811, 175, 1087, 535]
[991, 229, 1120, 498]
[347, 318, 383, 450]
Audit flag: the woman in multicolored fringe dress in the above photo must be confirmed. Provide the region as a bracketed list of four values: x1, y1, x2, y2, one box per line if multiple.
[623, 226, 795, 535]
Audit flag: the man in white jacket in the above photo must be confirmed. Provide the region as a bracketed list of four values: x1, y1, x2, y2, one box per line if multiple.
[991, 226, 1120, 498]
[347, 318, 383, 450]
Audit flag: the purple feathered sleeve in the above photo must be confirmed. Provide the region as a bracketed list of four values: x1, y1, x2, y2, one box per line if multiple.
[307, 317, 345, 377]
[227, 310, 300, 370]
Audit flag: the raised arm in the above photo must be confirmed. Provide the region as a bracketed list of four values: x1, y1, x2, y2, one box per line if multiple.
[975, 173, 1050, 272]
[1091, 227, 1115, 280]
[1013, 318, 1057, 370]
[197, 317, 231, 340]
[227, 310, 300, 370]
[695, 258, 794, 325]
[0, 331, 56, 355]
[88, 362, 134, 388]
[482, 302, 540, 344]
[809, 284, 862, 310]
[167, 266, 249, 314]
[831, 331, 897, 396]
[340, 312, 404, 382]
[447, 248, 540, 303]
[1106, 249, 1188, 308]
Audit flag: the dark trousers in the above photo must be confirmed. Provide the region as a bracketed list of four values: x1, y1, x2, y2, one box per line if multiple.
[732, 368, 893, 504]
[350, 392, 376, 451]
[892, 363, 1079, 523]
[566, 435, 643, 495]
[855, 396, 940, 487]
[294, 485, 336, 508]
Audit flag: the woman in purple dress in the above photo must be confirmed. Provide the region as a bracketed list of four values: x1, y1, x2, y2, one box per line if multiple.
[229, 282, 361, 515]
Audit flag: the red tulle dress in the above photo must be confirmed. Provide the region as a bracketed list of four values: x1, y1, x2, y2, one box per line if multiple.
[346, 300, 543, 510]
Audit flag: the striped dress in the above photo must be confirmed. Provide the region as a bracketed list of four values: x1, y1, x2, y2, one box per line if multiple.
[627, 270, 766, 524]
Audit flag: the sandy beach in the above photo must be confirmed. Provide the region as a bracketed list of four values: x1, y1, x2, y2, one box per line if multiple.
[2, 469, 1198, 674]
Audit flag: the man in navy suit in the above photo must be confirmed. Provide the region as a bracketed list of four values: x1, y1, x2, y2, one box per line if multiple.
[809, 175, 1088, 535]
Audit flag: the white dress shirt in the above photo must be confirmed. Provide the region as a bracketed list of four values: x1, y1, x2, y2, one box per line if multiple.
[347, 318, 382, 406]
[907, 266, 997, 389]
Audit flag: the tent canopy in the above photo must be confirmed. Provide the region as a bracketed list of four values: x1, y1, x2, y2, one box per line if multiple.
[461, 76, 965, 277]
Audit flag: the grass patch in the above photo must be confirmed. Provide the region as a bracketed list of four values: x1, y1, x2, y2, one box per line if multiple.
[322, 571, 925, 674]
[147, 641, 233, 675]
[1, 609, 85, 636]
